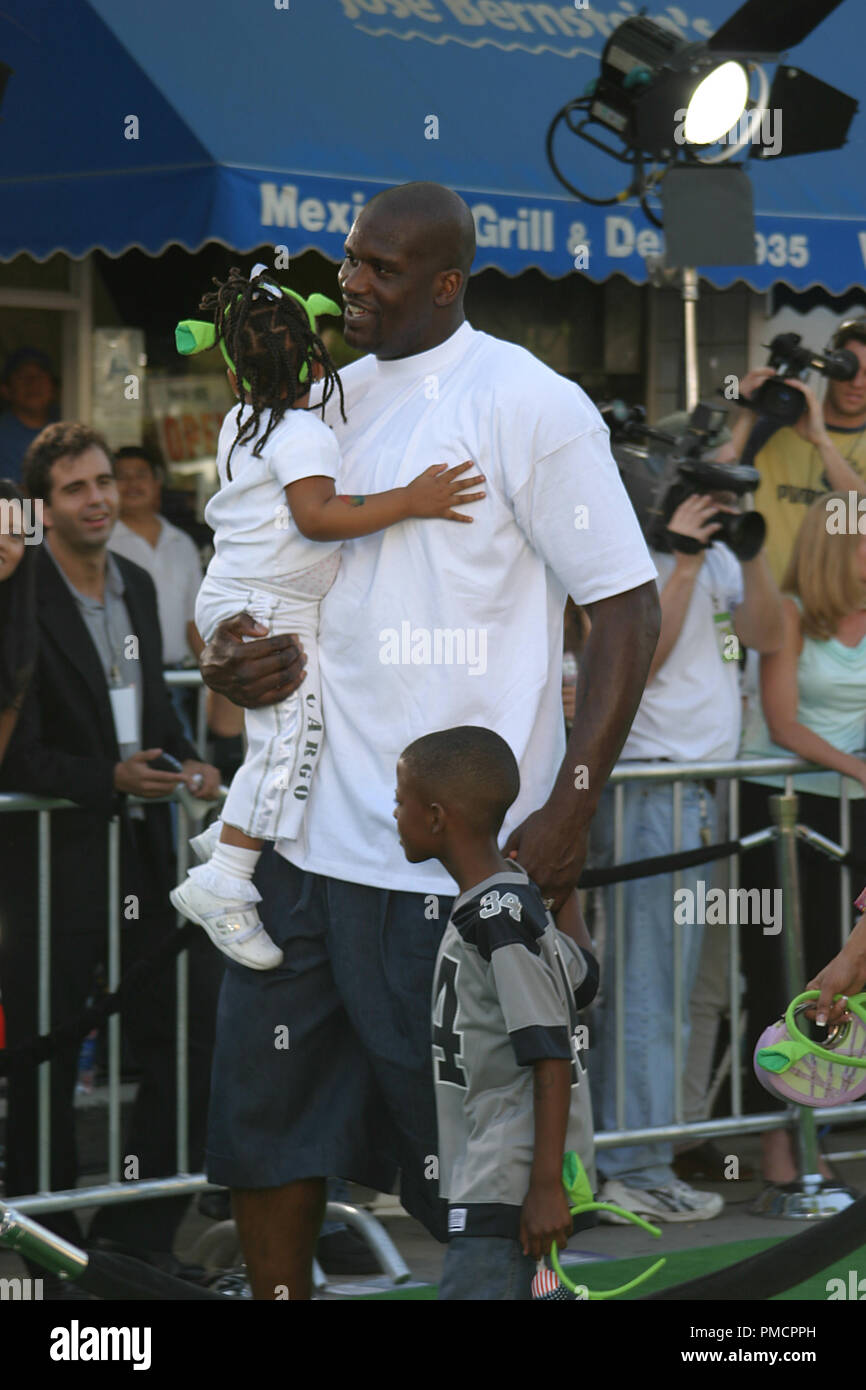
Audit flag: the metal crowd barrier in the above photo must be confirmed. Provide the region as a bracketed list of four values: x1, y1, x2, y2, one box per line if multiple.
[1, 745, 864, 1242]
[596, 754, 866, 1215]
[0, 787, 212, 1208]
[164, 668, 210, 759]
[0, 668, 410, 1282]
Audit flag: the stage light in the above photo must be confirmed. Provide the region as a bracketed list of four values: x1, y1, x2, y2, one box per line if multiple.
[546, 0, 857, 236]
[683, 61, 749, 146]
[544, 0, 858, 411]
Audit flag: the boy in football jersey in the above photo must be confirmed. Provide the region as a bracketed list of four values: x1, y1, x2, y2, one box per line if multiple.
[394, 725, 599, 1301]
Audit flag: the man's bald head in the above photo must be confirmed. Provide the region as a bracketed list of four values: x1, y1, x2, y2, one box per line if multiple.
[362, 182, 476, 277]
[339, 182, 475, 360]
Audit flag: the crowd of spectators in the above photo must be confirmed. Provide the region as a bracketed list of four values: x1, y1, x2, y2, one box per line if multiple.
[0, 420, 221, 1289]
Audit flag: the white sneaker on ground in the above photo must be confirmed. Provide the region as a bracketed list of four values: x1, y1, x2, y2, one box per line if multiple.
[170, 876, 283, 971]
[598, 1178, 724, 1224]
[189, 819, 222, 863]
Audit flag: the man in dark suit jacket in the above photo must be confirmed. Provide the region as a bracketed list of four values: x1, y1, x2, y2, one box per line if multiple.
[0, 422, 222, 1274]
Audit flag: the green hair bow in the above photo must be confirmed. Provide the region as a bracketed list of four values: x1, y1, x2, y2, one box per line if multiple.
[175, 263, 341, 389]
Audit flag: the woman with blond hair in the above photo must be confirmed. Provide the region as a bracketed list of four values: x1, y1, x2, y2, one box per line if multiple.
[739, 492, 866, 1181]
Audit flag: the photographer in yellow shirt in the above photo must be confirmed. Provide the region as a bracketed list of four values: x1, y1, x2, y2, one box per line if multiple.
[718, 316, 866, 583]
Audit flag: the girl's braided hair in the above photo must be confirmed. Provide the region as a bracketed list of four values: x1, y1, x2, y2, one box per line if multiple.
[200, 266, 346, 478]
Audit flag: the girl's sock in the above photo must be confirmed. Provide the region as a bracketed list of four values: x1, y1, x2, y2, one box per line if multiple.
[188, 842, 263, 904]
[210, 842, 260, 882]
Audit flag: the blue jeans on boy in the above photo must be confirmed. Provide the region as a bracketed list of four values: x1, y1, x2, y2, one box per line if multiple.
[589, 778, 715, 1190]
[438, 1237, 537, 1301]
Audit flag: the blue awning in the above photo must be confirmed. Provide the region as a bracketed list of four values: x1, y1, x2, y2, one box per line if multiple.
[0, 0, 863, 291]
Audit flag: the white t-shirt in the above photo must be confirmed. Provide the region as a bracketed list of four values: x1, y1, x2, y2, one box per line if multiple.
[108, 516, 202, 664]
[621, 543, 744, 763]
[282, 321, 657, 893]
[205, 404, 341, 583]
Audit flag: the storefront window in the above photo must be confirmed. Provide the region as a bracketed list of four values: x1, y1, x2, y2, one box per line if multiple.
[0, 253, 72, 292]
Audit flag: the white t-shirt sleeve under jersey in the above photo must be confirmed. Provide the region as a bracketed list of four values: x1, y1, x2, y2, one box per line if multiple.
[269, 412, 341, 490]
[510, 425, 657, 606]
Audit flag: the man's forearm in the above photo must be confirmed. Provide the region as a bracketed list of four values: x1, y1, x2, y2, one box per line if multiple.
[548, 581, 659, 821]
[647, 557, 701, 680]
[814, 435, 866, 495]
[735, 552, 783, 653]
[714, 411, 753, 464]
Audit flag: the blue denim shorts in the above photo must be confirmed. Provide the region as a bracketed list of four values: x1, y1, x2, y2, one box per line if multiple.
[206, 845, 451, 1241]
[438, 1237, 536, 1301]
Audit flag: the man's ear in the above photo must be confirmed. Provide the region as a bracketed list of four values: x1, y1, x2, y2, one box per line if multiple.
[433, 269, 464, 308]
[430, 801, 447, 834]
[0, 382, 9, 405]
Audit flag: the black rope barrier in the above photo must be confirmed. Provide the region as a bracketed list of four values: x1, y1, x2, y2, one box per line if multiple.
[579, 837, 741, 888]
[77, 1249, 227, 1301]
[642, 1193, 866, 1301]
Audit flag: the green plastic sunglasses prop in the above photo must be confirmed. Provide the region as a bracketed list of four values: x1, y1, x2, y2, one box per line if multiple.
[175, 263, 341, 391]
[549, 1152, 666, 1300]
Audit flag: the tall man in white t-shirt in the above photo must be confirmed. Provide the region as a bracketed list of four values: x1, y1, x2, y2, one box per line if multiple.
[589, 490, 782, 1222]
[199, 182, 661, 1299]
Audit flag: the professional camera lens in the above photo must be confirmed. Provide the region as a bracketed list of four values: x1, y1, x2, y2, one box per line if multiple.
[750, 377, 805, 427]
[714, 509, 766, 561]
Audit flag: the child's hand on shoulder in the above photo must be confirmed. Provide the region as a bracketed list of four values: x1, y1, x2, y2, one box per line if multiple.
[403, 460, 486, 523]
[519, 1177, 573, 1259]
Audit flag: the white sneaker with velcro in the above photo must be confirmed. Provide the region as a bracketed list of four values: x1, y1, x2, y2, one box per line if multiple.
[170, 878, 284, 970]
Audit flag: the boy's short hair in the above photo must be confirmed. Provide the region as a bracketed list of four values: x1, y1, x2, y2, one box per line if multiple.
[23, 421, 113, 505]
[400, 726, 520, 836]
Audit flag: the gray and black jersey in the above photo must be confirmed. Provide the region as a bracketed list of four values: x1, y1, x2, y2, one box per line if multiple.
[432, 865, 599, 1239]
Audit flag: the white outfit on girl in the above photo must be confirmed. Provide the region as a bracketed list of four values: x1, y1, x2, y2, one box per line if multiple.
[195, 401, 341, 842]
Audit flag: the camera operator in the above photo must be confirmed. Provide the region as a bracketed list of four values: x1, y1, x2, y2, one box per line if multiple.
[718, 316, 866, 583]
[589, 479, 783, 1222]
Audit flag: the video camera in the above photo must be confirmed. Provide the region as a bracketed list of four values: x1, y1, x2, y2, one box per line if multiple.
[744, 333, 859, 428]
[602, 400, 766, 562]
